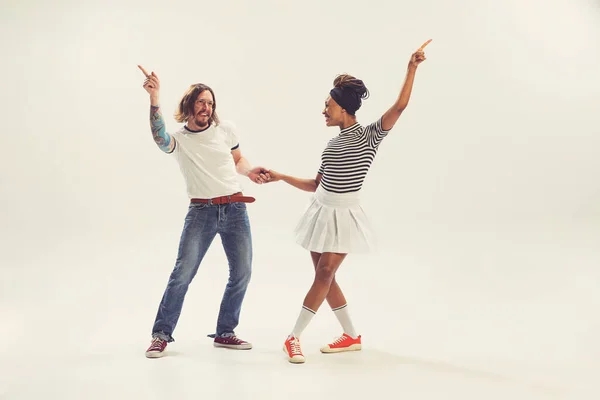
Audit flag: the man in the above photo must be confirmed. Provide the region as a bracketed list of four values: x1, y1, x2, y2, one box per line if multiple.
[138, 65, 269, 358]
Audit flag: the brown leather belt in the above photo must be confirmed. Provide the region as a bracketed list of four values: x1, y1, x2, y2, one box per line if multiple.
[190, 192, 255, 205]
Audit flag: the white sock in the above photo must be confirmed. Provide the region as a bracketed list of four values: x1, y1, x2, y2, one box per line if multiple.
[291, 306, 316, 338]
[332, 304, 357, 338]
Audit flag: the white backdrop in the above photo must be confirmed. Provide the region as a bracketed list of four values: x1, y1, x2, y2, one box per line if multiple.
[1, 0, 599, 399]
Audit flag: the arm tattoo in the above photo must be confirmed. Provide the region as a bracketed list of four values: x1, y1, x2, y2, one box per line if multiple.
[150, 105, 173, 153]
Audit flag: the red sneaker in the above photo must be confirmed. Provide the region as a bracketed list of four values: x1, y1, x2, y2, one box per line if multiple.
[283, 335, 305, 363]
[213, 334, 252, 350]
[320, 333, 362, 353]
[145, 337, 167, 358]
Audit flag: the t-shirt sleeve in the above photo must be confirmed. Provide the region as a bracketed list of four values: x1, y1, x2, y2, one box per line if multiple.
[317, 145, 327, 175]
[168, 132, 179, 155]
[364, 117, 391, 149]
[220, 121, 240, 150]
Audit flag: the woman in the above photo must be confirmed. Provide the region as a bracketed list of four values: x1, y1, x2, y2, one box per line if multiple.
[267, 40, 431, 363]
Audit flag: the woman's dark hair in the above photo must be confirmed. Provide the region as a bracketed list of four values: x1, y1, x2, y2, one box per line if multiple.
[329, 74, 369, 115]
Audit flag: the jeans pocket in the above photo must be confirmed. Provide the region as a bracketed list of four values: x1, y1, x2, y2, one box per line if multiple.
[190, 203, 208, 210]
[232, 202, 247, 210]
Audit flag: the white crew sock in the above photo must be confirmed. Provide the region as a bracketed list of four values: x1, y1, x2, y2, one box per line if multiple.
[291, 306, 316, 338]
[332, 304, 357, 338]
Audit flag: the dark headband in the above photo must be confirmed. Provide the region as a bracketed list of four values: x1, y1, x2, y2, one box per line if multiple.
[329, 86, 362, 115]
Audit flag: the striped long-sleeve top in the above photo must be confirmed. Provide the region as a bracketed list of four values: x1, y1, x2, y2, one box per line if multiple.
[318, 118, 390, 193]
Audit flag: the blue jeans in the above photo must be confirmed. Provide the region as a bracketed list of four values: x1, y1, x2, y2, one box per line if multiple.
[152, 202, 252, 342]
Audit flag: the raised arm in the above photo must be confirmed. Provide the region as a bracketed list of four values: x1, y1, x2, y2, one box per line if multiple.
[139, 65, 175, 154]
[381, 39, 431, 132]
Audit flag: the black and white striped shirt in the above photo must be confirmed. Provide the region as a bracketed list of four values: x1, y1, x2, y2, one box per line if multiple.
[318, 118, 390, 193]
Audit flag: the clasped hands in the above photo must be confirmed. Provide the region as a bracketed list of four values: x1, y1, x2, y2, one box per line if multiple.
[246, 167, 282, 185]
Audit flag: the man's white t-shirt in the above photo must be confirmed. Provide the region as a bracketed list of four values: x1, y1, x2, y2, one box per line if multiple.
[170, 121, 242, 199]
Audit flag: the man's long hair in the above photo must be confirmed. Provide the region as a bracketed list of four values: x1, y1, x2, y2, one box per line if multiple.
[174, 83, 220, 125]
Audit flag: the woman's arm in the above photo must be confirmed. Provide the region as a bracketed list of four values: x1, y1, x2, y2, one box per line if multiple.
[267, 170, 322, 192]
[381, 39, 431, 132]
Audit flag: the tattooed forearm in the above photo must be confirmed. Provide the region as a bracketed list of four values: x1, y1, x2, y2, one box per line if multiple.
[150, 105, 174, 153]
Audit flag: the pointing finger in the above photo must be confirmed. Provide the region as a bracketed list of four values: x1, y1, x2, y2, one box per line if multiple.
[418, 39, 432, 51]
[137, 65, 150, 78]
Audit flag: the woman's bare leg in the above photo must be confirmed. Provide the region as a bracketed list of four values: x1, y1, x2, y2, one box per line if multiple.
[310, 252, 358, 339]
[302, 252, 347, 311]
[284, 251, 358, 363]
[288, 252, 346, 339]
[310, 251, 347, 309]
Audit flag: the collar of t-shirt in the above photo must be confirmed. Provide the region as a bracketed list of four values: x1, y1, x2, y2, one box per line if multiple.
[339, 122, 361, 135]
[184, 123, 212, 134]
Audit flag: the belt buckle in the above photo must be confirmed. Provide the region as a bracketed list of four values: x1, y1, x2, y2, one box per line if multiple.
[207, 198, 213, 205]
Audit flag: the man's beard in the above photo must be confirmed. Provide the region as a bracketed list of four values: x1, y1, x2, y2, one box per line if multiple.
[195, 115, 210, 127]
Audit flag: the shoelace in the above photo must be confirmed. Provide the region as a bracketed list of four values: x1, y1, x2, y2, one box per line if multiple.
[150, 338, 164, 350]
[331, 336, 347, 345]
[219, 334, 244, 344]
[289, 339, 302, 355]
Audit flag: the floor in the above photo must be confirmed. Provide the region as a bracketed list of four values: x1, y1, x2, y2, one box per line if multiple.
[2, 222, 599, 400]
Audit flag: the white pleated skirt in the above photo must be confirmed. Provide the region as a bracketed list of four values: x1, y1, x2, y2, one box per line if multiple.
[293, 185, 374, 253]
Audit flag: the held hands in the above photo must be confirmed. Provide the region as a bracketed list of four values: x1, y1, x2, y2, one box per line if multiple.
[247, 168, 283, 184]
[409, 39, 432, 68]
[263, 169, 282, 182]
[247, 167, 271, 184]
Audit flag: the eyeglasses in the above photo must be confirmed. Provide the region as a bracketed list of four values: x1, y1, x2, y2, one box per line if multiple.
[195, 99, 214, 108]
